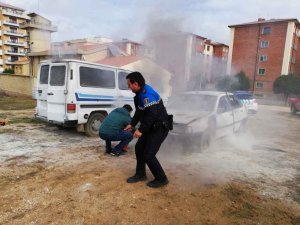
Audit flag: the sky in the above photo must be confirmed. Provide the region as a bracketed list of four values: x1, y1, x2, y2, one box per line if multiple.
[5, 0, 300, 44]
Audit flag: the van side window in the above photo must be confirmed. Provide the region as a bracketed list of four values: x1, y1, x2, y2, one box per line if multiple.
[50, 66, 66, 86]
[217, 96, 231, 113]
[40, 65, 49, 84]
[80, 67, 115, 88]
[118, 71, 129, 90]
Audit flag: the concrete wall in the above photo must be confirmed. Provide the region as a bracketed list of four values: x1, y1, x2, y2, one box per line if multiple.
[0, 74, 34, 96]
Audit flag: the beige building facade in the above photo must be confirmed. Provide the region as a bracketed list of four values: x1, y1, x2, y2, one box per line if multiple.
[0, 2, 30, 72]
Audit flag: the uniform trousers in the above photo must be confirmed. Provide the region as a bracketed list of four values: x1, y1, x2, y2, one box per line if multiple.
[135, 127, 168, 180]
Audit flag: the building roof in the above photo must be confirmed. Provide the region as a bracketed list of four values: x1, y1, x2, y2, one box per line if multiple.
[27, 12, 51, 23]
[228, 18, 300, 28]
[0, 2, 25, 11]
[95, 56, 141, 67]
[212, 42, 229, 47]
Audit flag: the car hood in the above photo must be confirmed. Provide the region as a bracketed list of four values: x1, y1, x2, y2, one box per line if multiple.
[168, 110, 211, 124]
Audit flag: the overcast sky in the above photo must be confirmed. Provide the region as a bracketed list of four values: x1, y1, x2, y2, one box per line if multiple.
[5, 0, 300, 44]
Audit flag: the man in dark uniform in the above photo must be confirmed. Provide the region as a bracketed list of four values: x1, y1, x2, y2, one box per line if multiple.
[124, 71, 169, 188]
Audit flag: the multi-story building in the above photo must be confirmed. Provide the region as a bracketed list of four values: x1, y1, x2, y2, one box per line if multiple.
[0, 2, 30, 72]
[228, 18, 300, 96]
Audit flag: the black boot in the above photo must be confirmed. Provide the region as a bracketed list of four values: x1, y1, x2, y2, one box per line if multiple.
[127, 174, 147, 183]
[146, 178, 169, 188]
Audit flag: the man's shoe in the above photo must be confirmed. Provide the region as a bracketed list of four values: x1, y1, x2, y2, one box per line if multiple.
[147, 178, 169, 188]
[110, 151, 125, 157]
[127, 175, 147, 183]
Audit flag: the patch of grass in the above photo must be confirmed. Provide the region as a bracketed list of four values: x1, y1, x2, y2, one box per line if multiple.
[0, 96, 36, 110]
[223, 184, 258, 219]
[8, 117, 45, 125]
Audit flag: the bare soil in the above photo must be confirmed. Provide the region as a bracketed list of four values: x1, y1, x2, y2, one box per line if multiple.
[1, 105, 300, 225]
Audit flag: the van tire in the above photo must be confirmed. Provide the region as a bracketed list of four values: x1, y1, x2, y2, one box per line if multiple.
[85, 112, 106, 137]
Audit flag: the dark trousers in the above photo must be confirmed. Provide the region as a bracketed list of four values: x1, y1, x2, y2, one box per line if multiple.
[99, 130, 133, 153]
[135, 127, 169, 180]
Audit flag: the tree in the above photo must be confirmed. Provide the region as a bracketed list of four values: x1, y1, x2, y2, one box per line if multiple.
[235, 71, 250, 90]
[216, 71, 250, 92]
[273, 74, 300, 99]
[3, 68, 14, 74]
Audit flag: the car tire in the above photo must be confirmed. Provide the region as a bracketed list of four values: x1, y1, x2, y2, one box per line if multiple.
[84, 112, 106, 137]
[291, 104, 298, 115]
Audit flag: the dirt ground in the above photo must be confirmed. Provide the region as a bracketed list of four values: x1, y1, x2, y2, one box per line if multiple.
[1, 105, 300, 225]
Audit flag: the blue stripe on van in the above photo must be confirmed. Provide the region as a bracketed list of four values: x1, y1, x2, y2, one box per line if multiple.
[75, 93, 133, 102]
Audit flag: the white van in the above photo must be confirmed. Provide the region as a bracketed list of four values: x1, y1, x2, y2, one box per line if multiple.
[34, 59, 135, 136]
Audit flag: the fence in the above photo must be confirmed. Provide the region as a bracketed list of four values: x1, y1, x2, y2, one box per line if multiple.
[0, 74, 36, 97]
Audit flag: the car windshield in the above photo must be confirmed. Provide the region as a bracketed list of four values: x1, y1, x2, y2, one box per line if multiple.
[168, 94, 217, 112]
[235, 93, 253, 100]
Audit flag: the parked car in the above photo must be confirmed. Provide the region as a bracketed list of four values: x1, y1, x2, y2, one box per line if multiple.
[233, 91, 258, 113]
[166, 91, 248, 149]
[288, 94, 300, 114]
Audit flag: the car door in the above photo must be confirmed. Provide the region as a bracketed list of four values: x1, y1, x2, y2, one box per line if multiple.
[227, 94, 247, 132]
[215, 96, 234, 138]
[47, 63, 68, 123]
[36, 64, 49, 119]
[117, 70, 135, 108]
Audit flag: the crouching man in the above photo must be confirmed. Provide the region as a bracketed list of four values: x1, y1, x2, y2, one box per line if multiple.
[99, 104, 133, 157]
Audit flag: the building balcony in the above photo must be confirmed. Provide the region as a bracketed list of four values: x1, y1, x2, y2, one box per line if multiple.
[4, 40, 26, 47]
[5, 50, 26, 56]
[2, 8, 31, 20]
[3, 30, 25, 37]
[5, 59, 18, 65]
[0, 50, 3, 55]
[3, 20, 19, 27]
[0, 59, 3, 65]
[20, 21, 57, 32]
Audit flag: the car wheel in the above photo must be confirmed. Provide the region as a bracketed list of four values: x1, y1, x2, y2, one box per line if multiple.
[84, 112, 106, 137]
[291, 104, 298, 115]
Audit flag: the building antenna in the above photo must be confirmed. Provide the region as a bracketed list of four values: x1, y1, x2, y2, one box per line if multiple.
[37, 0, 40, 13]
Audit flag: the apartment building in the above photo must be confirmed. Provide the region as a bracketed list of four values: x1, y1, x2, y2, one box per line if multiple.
[0, 2, 30, 72]
[228, 18, 300, 96]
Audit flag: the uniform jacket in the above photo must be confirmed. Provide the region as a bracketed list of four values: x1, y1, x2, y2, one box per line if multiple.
[131, 84, 168, 133]
[99, 108, 131, 135]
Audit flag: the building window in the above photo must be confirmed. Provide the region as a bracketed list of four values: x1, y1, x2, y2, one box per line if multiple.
[207, 45, 210, 51]
[261, 41, 269, 48]
[258, 68, 265, 75]
[256, 82, 264, 88]
[262, 27, 271, 35]
[259, 55, 268, 62]
[292, 43, 297, 50]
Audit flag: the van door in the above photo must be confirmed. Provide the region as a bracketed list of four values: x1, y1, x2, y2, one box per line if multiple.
[47, 63, 67, 123]
[36, 64, 50, 119]
[117, 70, 134, 107]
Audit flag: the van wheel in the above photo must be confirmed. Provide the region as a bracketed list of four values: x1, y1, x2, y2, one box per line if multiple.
[291, 104, 298, 115]
[85, 112, 106, 137]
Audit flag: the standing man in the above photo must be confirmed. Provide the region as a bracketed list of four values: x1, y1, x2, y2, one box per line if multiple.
[125, 71, 169, 188]
[99, 104, 133, 156]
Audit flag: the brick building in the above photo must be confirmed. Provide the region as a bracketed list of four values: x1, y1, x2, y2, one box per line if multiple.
[227, 18, 300, 96]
